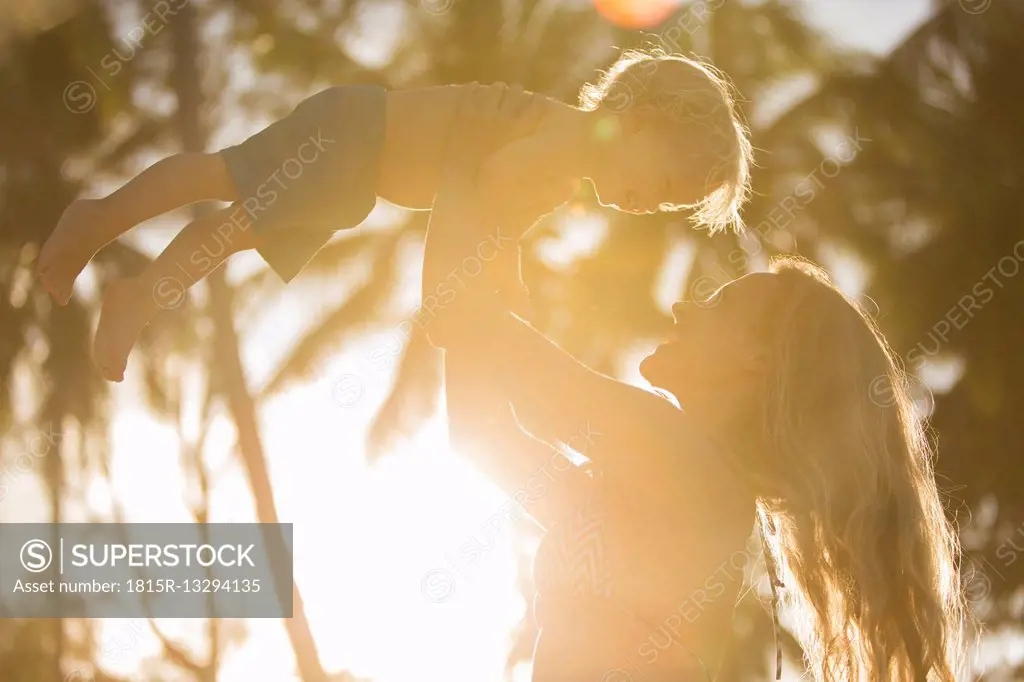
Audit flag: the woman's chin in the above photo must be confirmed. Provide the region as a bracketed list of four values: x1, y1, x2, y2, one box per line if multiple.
[639, 352, 668, 388]
[640, 350, 691, 397]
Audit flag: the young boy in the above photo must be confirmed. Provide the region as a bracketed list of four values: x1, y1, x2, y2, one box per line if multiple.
[38, 50, 752, 382]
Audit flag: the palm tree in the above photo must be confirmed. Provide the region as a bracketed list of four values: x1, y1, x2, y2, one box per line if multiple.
[0, 4, 155, 679]
[167, 2, 329, 680]
[0, 1, 363, 679]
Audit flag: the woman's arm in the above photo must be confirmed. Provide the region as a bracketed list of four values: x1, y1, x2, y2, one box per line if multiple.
[445, 354, 591, 531]
[444, 305, 682, 464]
[425, 94, 576, 524]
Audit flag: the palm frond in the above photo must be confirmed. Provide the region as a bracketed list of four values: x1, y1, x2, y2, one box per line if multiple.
[301, 228, 401, 275]
[258, 233, 403, 399]
[364, 323, 443, 460]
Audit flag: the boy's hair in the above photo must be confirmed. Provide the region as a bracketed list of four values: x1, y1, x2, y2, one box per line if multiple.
[579, 48, 753, 234]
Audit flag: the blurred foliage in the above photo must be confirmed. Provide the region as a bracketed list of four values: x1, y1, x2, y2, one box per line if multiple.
[1, 0, 1022, 679]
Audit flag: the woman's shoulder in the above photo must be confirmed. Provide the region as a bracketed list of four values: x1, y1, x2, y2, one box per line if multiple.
[600, 386, 693, 460]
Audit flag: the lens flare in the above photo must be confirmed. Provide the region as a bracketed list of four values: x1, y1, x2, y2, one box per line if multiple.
[591, 0, 679, 29]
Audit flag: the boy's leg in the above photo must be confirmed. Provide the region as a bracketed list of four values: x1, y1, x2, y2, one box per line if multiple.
[92, 204, 259, 382]
[38, 151, 238, 306]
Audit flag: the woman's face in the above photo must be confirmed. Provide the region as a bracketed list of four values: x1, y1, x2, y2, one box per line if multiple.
[640, 272, 779, 402]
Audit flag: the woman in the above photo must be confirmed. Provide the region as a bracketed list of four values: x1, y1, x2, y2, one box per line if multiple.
[425, 87, 967, 681]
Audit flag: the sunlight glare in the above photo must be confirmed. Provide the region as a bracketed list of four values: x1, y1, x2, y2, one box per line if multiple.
[69, 340, 530, 682]
[242, 347, 526, 682]
[590, 0, 680, 29]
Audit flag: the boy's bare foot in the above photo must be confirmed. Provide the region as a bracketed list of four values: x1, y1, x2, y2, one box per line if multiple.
[93, 277, 157, 383]
[37, 198, 110, 305]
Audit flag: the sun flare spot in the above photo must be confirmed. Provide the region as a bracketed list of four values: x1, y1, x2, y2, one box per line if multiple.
[590, 0, 680, 28]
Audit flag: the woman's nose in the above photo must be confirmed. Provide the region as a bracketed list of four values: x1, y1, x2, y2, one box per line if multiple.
[671, 302, 688, 322]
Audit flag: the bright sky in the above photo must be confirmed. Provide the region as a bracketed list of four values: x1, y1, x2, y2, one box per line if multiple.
[799, 0, 930, 54]
[3, 2, 961, 682]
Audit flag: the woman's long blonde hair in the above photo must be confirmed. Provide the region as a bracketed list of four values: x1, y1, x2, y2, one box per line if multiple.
[746, 256, 967, 681]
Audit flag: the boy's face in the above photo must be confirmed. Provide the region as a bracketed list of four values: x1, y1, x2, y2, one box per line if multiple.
[588, 113, 712, 214]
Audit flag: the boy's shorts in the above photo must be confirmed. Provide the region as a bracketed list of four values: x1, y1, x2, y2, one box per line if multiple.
[220, 84, 386, 283]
